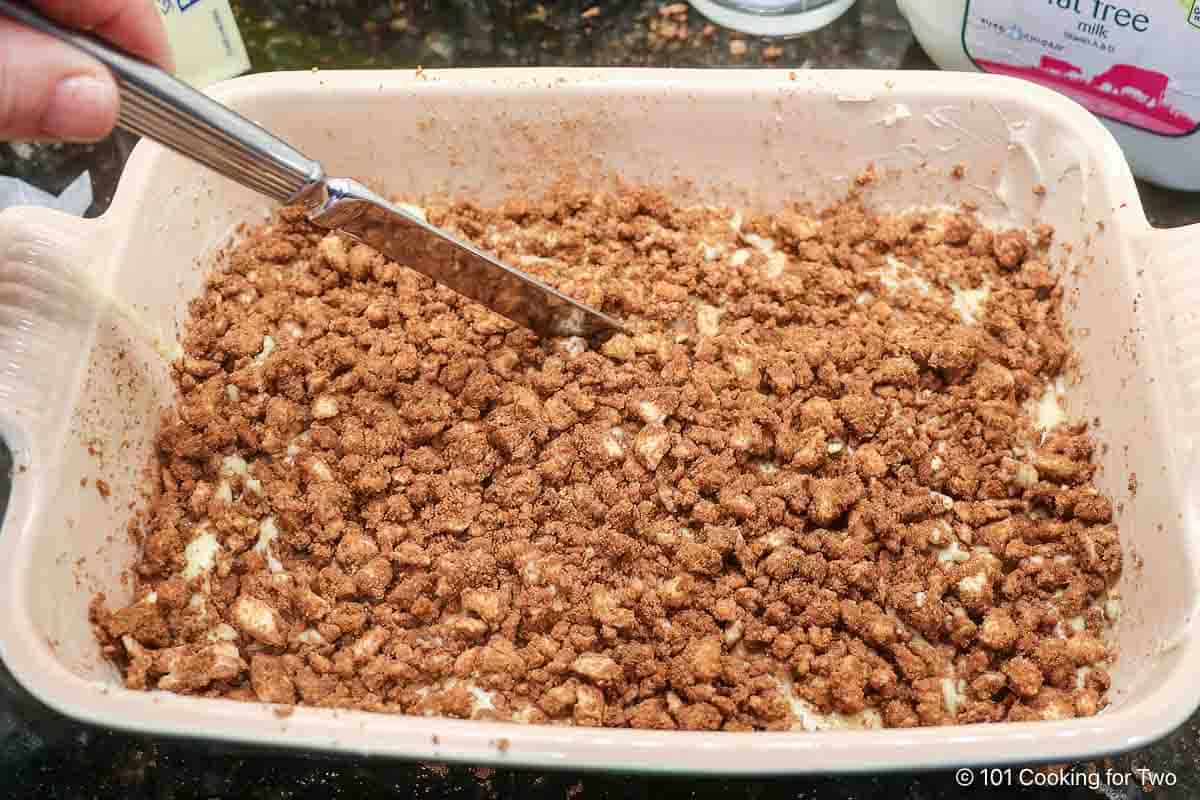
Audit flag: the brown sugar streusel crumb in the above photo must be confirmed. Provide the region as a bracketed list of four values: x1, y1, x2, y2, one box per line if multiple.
[92, 181, 1123, 732]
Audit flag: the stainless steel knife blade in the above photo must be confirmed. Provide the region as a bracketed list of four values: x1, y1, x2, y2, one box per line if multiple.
[306, 179, 626, 339]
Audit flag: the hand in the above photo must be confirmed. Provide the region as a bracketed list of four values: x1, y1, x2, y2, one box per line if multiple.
[1, 0, 171, 142]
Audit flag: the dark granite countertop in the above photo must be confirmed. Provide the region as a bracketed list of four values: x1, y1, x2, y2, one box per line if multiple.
[3, 2, 1199, 797]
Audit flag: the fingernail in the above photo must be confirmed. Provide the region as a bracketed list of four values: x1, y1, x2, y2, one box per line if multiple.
[42, 75, 118, 142]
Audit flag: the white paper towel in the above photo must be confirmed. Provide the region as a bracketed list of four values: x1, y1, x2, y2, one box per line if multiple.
[0, 170, 93, 216]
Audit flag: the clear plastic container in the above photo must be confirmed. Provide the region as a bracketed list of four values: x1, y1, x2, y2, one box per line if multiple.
[689, 0, 856, 37]
[897, 0, 1200, 191]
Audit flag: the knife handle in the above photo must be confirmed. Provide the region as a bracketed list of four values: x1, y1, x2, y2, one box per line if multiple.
[0, 0, 324, 203]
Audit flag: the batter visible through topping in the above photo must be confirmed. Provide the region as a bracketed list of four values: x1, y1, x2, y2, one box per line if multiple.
[92, 181, 1122, 731]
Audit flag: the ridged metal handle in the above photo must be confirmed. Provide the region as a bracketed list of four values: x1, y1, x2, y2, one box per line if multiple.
[0, 0, 324, 203]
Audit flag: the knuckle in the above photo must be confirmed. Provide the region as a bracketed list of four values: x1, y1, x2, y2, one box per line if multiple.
[0, 38, 46, 140]
[0, 54, 17, 136]
[0, 53, 25, 138]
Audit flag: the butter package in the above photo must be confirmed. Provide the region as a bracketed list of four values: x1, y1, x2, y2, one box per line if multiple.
[154, 0, 250, 88]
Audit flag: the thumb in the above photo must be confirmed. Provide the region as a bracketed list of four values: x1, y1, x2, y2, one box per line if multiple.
[0, 18, 119, 142]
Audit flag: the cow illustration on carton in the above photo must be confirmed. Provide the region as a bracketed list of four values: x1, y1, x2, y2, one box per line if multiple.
[1091, 64, 1169, 107]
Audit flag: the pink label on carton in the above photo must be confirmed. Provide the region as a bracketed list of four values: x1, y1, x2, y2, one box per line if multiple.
[963, 0, 1200, 136]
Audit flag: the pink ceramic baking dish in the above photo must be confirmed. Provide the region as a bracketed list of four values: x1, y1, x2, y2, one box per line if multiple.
[0, 69, 1197, 774]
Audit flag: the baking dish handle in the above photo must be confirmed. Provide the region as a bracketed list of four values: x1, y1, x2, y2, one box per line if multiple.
[0, 205, 113, 442]
[1141, 222, 1200, 494]
[1142, 221, 1200, 663]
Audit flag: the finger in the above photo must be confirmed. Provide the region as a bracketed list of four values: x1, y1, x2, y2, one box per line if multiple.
[0, 20, 118, 141]
[33, 0, 173, 71]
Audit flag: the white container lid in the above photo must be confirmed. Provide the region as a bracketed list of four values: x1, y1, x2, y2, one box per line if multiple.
[689, 0, 857, 37]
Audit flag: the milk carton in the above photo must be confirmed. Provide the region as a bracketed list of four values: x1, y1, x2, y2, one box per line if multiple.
[898, 0, 1200, 189]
